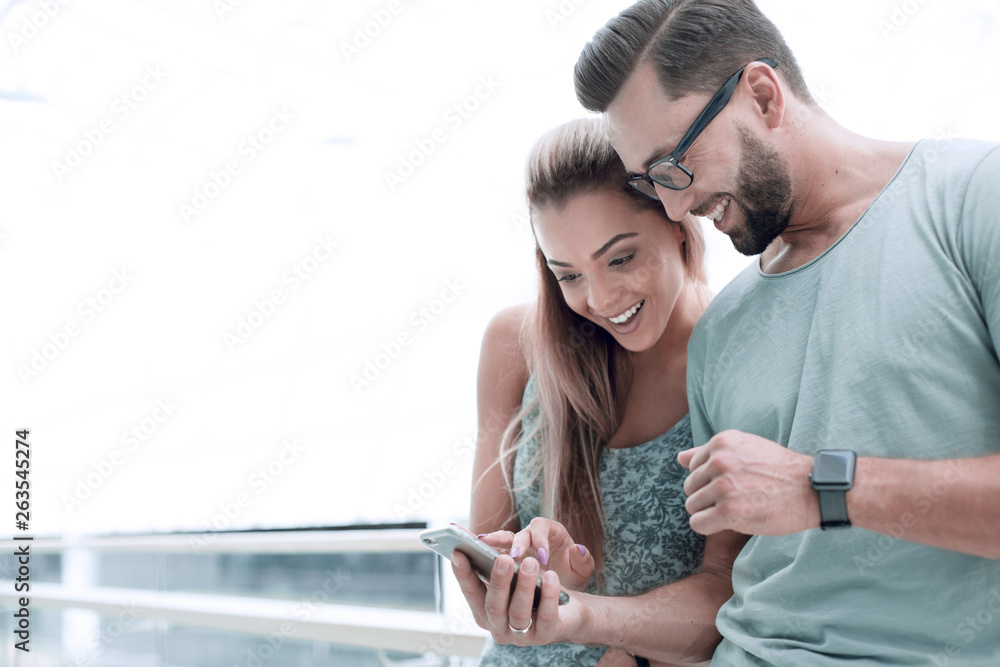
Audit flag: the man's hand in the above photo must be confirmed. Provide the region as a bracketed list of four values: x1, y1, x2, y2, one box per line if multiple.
[678, 429, 818, 536]
[596, 650, 676, 667]
[451, 550, 587, 646]
[596, 648, 642, 666]
[479, 517, 596, 590]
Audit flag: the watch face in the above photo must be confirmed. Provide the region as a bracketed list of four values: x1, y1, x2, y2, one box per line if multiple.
[813, 451, 854, 484]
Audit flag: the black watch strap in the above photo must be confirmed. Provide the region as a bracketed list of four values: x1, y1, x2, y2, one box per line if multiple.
[811, 449, 856, 530]
[817, 489, 850, 529]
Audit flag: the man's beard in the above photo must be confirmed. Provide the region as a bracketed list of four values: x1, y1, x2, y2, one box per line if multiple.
[727, 124, 793, 256]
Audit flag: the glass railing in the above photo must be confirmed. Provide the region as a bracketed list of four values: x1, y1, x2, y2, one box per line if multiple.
[0, 525, 486, 666]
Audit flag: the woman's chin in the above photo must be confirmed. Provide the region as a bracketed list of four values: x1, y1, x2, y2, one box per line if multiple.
[605, 323, 658, 354]
[613, 334, 656, 354]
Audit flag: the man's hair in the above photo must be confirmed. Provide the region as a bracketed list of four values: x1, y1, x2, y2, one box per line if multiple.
[574, 0, 814, 112]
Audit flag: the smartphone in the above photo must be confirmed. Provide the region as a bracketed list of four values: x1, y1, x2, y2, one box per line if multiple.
[420, 524, 569, 606]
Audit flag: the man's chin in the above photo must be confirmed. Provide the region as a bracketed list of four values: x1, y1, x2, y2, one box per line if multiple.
[726, 209, 788, 256]
[727, 228, 770, 257]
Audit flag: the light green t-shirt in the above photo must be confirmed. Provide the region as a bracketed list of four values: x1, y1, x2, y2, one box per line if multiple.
[687, 139, 1000, 666]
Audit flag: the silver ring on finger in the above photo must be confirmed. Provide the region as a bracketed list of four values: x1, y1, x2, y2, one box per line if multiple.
[508, 618, 532, 634]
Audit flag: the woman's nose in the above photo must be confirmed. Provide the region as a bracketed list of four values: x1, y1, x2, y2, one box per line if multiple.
[587, 276, 620, 316]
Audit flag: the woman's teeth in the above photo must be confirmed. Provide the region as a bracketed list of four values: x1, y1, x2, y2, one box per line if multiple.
[609, 300, 644, 324]
[706, 197, 731, 222]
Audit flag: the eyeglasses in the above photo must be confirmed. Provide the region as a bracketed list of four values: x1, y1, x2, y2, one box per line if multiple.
[628, 58, 779, 200]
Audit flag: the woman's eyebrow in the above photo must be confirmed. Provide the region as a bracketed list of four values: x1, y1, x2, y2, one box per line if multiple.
[592, 232, 638, 260]
[546, 232, 639, 267]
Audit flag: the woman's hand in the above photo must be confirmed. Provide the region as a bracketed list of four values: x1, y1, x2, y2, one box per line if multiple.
[479, 517, 596, 590]
[451, 550, 588, 647]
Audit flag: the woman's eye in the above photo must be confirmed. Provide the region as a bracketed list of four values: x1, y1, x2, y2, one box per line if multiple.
[557, 273, 580, 284]
[609, 251, 636, 267]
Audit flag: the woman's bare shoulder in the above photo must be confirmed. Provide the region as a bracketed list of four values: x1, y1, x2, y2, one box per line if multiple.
[478, 303, 532, 409]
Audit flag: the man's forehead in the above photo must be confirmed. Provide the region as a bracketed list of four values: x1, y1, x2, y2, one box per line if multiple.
[604, 61, 705, 173]
[604, 61, 665, 132]
[604, 62, 679, 170]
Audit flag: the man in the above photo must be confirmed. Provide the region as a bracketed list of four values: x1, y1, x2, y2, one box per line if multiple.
[453, 1, 999, 664]
[573, 0, 1000, 664]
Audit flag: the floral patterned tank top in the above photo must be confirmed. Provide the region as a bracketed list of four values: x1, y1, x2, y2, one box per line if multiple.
[478, 378, 706, 666]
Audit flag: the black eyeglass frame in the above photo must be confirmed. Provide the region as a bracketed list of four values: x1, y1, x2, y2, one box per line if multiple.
[628, 58, 780, 199]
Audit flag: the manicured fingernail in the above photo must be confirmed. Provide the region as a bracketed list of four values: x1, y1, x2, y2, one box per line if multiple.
[510, 547, 520, 558]
[477, 534, 488, 539]
[496, 558, 510, 574]
[576, 544, 586, 556]
[537, 547, 548, 566]
[521, 558, 536, 574]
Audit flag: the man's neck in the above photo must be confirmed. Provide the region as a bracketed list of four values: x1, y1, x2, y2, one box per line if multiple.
[760, 112, 914, 274]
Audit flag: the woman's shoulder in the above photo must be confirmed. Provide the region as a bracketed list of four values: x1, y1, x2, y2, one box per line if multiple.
[481, 303, 531, 348]
[479, 304, 531, 377]
[477, 304, 533, 418]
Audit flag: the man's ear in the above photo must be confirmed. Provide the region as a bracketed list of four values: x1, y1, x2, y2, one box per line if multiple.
[744, 60, 785, 129]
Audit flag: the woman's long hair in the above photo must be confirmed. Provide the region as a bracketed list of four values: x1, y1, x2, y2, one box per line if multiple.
[496, 118, 705, 581]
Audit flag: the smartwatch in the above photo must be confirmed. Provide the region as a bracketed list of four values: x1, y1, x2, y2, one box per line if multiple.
[808, 449, 856, 530]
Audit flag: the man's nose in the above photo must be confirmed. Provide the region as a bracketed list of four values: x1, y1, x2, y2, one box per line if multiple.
[654, 182, 695, 222]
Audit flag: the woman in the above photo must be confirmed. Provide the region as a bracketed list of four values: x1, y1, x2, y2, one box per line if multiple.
[454, 118, 741, 666]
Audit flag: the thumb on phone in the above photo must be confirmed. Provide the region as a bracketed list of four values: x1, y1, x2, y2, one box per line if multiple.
[563, 542, 596, 590]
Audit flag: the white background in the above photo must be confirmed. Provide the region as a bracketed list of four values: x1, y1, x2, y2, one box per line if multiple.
[1, 0, 998, 537]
